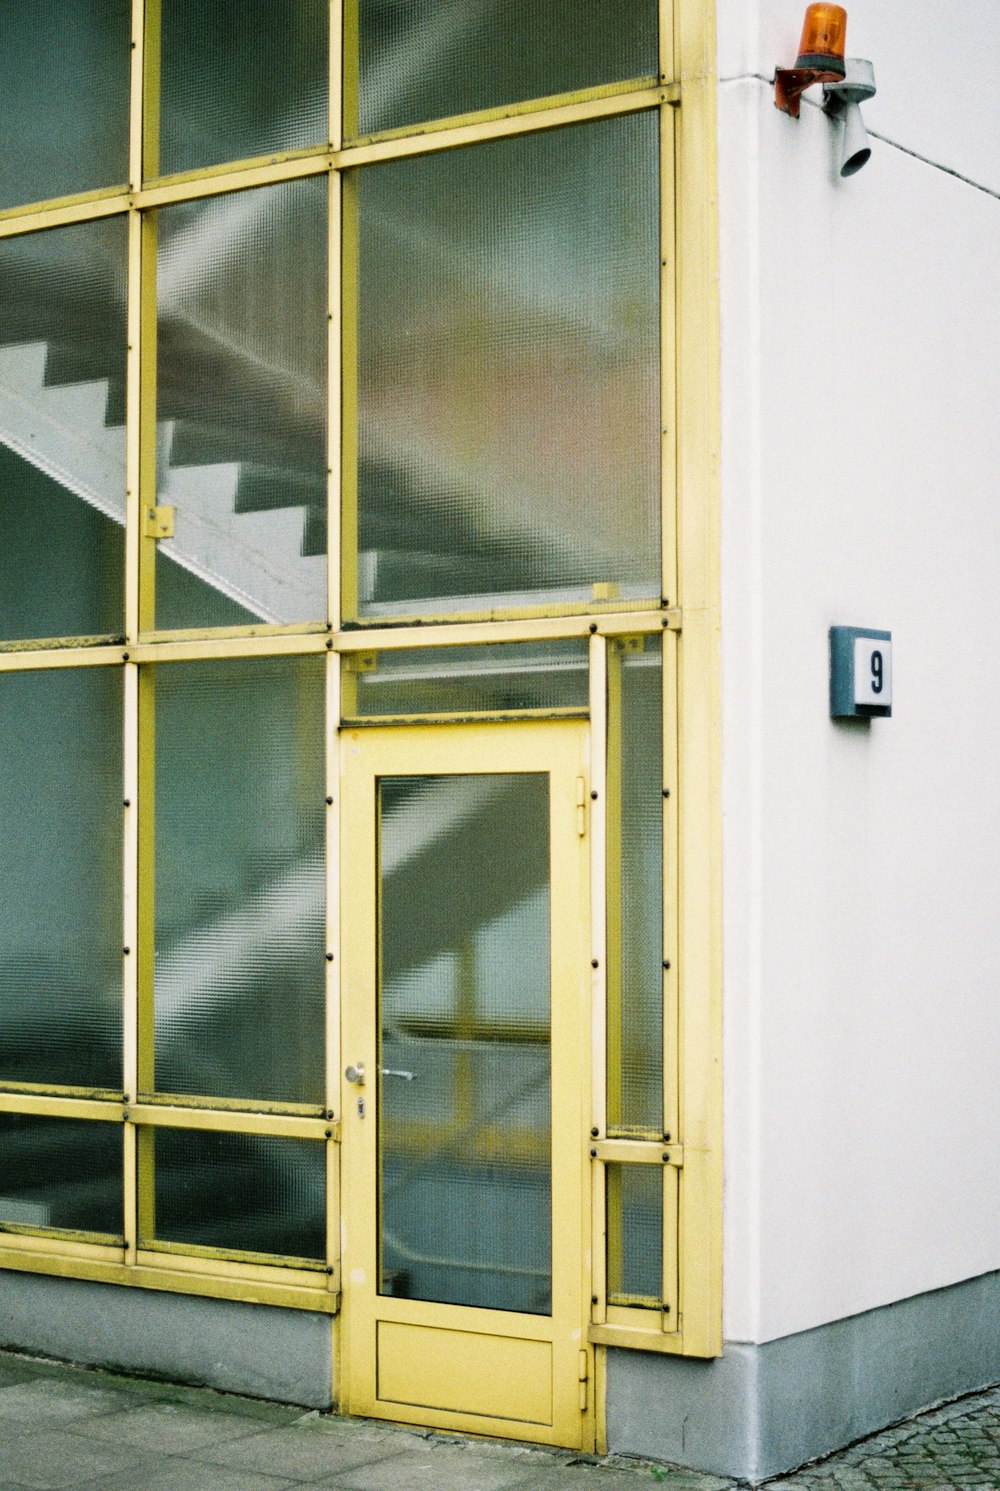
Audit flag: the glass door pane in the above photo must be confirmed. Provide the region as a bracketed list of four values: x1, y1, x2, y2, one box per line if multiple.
[378, 773, 552, 1314]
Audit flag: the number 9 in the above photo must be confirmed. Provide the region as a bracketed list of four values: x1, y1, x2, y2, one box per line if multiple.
[871, 650, 883, 694]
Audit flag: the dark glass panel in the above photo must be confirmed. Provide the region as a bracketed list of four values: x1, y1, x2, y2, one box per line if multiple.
[354, 0, 657, 137]
[0, 667, 123, 1088]
[350, 114, 659, 620]
[0, 1, 129, 210]
[0, 217, 127, 641]
[0, 1115, 122, 1236]
[151, 657, 325, 1105]
[144, 1127, 325, 1259]
[158, 0, 328, 177]
[154, 179, 327, 630]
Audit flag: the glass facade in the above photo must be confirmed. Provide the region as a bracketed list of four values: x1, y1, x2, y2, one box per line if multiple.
[0, 1114, 122, 1236]
[608, 637, 664, 1135]
[0, 218, 127, 642]
[0, 2, 129, 210]
[157, 0, 329, 178]
[0, 0, 682, 1357]
[154, 179, 328, 630]
[0, 668, 124, 1089]
[606, 1162, 663, 1305]
[349, 115, 659, 620]
[151, 657, 325, 1104]
[345, 639, 589, 719]
[140, 1127, 325, 1259]
[352, 0, 658, 137]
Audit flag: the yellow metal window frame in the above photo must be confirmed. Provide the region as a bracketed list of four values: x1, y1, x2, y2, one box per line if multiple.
[0, 0, 720, 1383]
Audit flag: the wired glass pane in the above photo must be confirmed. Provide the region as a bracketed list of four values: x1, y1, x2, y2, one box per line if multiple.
[0, 1, 129, 210]
[350, 113, 659, 620]
[157, 0, 328, 177]
[0, 218, 127, 642]
[346, 639, 589, 719]
[378, 773, 552, 1314]
[0, 668, 123, 1088]
[0, 1114, 122, 1236]
[353, 0, 658, 138]
[151, 657, 325, 1105]
[607, 1162, 662, 1305]
[142, 1127, 325, 1259]
[154, 178, 327, 630]
[608, 637, 664, 1134]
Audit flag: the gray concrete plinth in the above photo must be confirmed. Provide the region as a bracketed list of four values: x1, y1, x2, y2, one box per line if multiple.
[0, 1273, 332, 1407]
[606, 1268, 1000, 1480]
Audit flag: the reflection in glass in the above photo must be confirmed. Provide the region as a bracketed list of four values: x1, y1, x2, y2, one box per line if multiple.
[354, 0, 657, 138]
[158, 0, 328, 178]
[350, 114, 659, 620]
[0, 668, 123, 1088]
[379, 774, 552, 1314]
[608, 637, 663, 1134]
[151, 657, 325, 1104]
[347, 639, 589, 719]
[142, 1128, 325, 1259]
[0, 1115, 122, 1236]
[607, 1163, 662, 1304]
[0, 218, 127, 641]
[0, 1, 129, 210]
[155, 178, 327, 630]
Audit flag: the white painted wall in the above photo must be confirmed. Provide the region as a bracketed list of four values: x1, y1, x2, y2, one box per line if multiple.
[716, 0, 1000, 1343]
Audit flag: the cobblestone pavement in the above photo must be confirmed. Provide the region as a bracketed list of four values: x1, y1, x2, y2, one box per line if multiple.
[0, 1348, 996, 1490]
[767, 1385, 1000, 1491]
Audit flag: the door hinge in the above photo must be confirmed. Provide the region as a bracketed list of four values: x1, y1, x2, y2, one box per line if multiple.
[143, 504, 175, 539]
[576, 776, 587, 837]
[579, 1348, 589, 1411]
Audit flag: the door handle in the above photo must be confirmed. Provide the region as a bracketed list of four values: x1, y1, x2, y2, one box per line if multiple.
[345, 1062, 415, 1084]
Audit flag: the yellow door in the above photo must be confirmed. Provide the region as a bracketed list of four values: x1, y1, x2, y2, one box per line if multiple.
[340, 720, 593, 1447]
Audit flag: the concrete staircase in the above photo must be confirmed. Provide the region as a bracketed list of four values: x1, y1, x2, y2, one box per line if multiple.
[0, 339, 326, 623]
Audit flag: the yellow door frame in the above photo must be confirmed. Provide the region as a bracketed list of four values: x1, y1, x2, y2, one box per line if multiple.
[339, 719, 594, 1448]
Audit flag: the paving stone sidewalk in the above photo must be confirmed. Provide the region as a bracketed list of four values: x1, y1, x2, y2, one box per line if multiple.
[0, 1348, 996, 1491]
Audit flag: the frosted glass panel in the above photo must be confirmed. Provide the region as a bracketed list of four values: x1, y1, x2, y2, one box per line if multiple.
[379, 774, 551, 1314]
[158, 0, 328, 177]
[0, 2, 129, 210]
[0, 1115, 122, 1236]
[354, 0, 658, 137]
[143, 1128, 325, 1259]
[608, 638, 663, 1134]
[0, 219, 127, 641]
[351, 114, 659, 620]
[0, 668, 123, 1088]
[151, 657, 325, 1104]
[607, 1163, 661, 1304]
[155, 179, 327, 630]
[347, 639, 589, 719]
